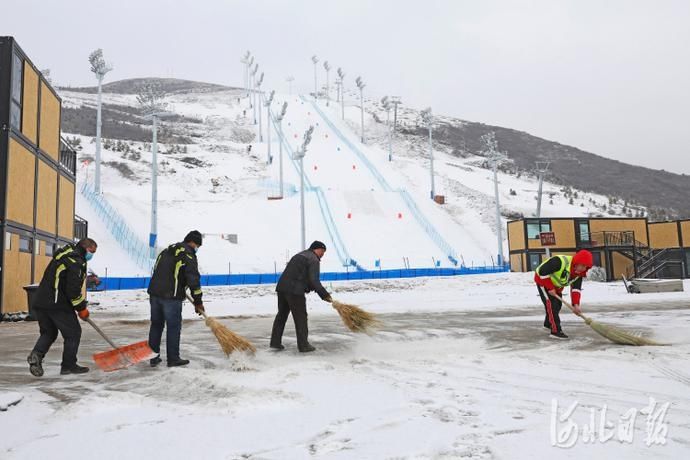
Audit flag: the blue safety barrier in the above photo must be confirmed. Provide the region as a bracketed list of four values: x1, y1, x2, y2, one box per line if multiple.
[95, 265, 509, 291]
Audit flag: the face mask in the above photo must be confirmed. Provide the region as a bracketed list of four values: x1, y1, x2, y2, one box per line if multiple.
[85, 252, 94, 262]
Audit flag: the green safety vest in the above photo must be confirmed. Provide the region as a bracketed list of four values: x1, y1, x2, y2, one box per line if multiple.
[538, 255, 579, 288]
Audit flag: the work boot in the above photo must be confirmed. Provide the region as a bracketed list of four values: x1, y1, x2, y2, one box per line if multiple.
[270, 344, 285, 351]
[167, 358, 190, 367]
[60, 364, 90, 375]
[549, 331, 569, 340]
[27, 351, 44, 377]
[299, 344, 316, 353]
[150, 355, 162, 367]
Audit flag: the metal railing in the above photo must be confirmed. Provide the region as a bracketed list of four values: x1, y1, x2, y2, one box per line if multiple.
[59, 137, 77, 176]
[73, 214, 88, 241]
[80, 181, 155, 271]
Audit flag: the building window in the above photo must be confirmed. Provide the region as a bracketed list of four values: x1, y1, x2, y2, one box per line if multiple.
[19, 236, 32, 253]
[528, 253, 543, 271]
[577, 220, 591, 242]
[526, 220, 551, 239]
[10, 52, 23, 130]
[45, 242, 55, 257]
[4, 232, 11, 251]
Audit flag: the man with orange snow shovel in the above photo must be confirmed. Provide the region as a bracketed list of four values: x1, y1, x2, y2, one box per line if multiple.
[27, 238, 98, 377]
[535, 249, 593, 339]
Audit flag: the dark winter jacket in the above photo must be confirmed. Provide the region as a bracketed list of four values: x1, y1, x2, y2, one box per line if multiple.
[276, 249, 330, 300]
[147, 242, 203, 305]
[33, 244, 88, 312]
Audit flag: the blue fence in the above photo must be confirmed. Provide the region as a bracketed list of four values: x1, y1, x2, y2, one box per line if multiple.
[94, 265, 509, 291]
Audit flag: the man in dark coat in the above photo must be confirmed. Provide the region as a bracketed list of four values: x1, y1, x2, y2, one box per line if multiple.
[147, 230, 205, 367]
[27, 238, 98, 377]
[270, 241, 332, 352]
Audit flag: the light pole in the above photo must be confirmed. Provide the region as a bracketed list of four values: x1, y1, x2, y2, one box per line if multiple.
[381, 96, 393, 161]
[420, 108, 435, 199]
[136, 83, 168, 259]
[482, 131, 507, 266]
[311, 55, 319, 99]
[535, 161, 550, 218]
[251, 63, 258, 124]
[256, 72, 264, 142]
[323, 61, 331, 104]
[264, 90, 275, 164]
[286, 76, 294, 95]
[276, 102, 288, 198]
[247, 55, 254, 106]
[88, 49, 112, 194]
[240, 51, 250, 101]
[337, 68, 345, 120]
[294, 126, 315, 249]
[356, 76, 365, 143]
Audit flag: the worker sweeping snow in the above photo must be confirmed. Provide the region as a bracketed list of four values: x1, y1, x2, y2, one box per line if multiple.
[27, 238, 98, 377]
[534, 249, 593, 339]
[147, 230, 205, 367]
[270, 241, 332, 353]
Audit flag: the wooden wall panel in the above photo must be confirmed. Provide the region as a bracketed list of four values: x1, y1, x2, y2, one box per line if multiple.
[648, 222, 680, 249]
[58, 176, 75, 239]
[36, 161, 58, 233]
[22, 62, 39, 144]
[6, 138, 36, 226]
[589, 219, 648, 245]
[611, 252, 633, 280]
[33, 241, 52, 282]
[510, 253, 523, 272]
[680, 221, 690, 247]
[39, 81, 60, 161]
[508, 221, 525, 251]
[1, 234, 33, 314]
[527, 220, 576, 250]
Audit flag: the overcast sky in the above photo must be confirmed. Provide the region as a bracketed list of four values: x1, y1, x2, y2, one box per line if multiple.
[3, 0, 689, 173]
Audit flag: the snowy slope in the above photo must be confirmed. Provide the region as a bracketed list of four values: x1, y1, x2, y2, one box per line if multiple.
[61, 83, 634, 276]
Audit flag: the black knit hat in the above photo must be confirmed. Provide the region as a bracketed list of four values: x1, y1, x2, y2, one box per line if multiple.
[308, 240, 326, 251]
[184, 230, 203, 246]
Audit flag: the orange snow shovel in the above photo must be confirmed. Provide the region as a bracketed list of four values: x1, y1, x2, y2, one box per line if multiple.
[86, 317, 156, 371]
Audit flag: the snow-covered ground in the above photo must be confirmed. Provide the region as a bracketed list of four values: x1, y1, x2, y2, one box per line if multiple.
[1, 273, 689, 459]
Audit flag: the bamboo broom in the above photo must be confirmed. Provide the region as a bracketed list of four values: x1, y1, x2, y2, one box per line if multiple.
[186, 294, 256, 355]
[330, 299, 381, 333]
[553, 293, 665, 346]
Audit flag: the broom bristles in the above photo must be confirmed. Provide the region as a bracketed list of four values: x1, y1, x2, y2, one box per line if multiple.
[205, 316, 256, 355]
[332, 299, 381, 333]
[584, 317, 665, 346]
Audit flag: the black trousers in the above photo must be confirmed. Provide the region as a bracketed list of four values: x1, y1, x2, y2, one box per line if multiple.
[537, 285, 562, 333]
[270, 292, 310, 350]
[31, 308, 82, 367]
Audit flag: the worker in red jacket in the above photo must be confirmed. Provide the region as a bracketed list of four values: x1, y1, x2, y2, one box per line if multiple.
[534, 250, 593, 339]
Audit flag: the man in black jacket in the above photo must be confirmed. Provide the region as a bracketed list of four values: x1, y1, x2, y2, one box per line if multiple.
[270, 241, 332, 352]
[147, 230, 205, 367]
[27, 238, 98, 377]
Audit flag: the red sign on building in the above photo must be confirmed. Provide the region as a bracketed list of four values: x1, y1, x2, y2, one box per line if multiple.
[539, 232, 556, 246]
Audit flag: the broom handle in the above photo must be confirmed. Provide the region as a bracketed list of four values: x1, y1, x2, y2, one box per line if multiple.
[552, 292, 591, 321]
[85, 317, 120, 350]
[185, 293, 209, 320]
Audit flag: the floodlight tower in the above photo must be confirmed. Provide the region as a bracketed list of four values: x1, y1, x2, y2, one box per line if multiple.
[381, 96, 393, 161]
[535, 161, 551, 218]
[251, 63, 259, 124]
[311, 55, 319, 99]
[240, 51, 250, 99]
[88, 49, 113, 194]
[294, 126, 315, 249]
[337, 68, 346, 120]
[420, 108, 435, 199]
[482, 131, 508, 266]
[355, 76, 366, 143]
[256, 72, 264, 142]
[264, 90, 275, 164]
[276, 102, 288, 197]
[323, 61, 331, 103]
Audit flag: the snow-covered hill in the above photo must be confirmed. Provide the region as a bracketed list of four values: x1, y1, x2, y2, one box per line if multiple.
[60, 80, 637, 277]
